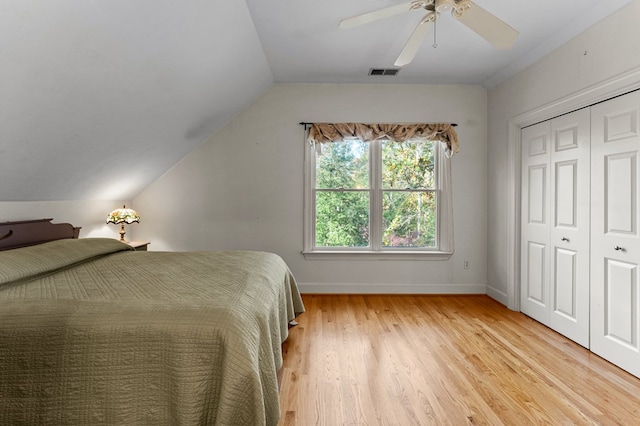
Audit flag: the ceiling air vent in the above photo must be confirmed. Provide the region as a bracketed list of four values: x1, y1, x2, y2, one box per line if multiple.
[368, 68, 400, 76]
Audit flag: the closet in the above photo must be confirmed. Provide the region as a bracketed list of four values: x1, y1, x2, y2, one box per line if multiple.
[521, 90, 640, 378]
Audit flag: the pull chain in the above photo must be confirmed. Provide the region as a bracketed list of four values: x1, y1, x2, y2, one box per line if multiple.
[432, 12, 438, 48]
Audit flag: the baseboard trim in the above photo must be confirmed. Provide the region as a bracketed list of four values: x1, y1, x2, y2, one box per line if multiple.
[486, 285, 509, 307]
[298, 282, 486, 295]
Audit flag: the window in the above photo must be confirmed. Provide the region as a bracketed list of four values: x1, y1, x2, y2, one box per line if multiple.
[303, 123, 456, 260]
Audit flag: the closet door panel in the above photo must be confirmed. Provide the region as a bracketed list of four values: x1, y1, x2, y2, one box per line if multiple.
[591, 90, 640, 377]
[554, 247, 577, 318]
[521, 122, 551, 325]
[606, 153, 637, 234]
[525, 241, 547, 304]
[605, 259, 638, 348]
[549, 108, 591, 347]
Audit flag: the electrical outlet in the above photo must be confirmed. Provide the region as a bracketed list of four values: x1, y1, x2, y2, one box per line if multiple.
[464, 259, 470, 269]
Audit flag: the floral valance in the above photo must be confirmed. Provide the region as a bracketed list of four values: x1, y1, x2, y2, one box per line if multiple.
[307, 122, 459, 155]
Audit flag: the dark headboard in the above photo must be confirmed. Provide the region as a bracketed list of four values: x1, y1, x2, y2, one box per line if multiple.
[0, 219, 81, 251]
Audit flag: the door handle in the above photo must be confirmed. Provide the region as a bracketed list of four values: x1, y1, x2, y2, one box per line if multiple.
[614, 246, 624, 251]
[561, 237, 569, 242]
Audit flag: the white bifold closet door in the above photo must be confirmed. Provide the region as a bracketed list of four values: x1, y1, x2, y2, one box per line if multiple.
[521, 108, 591, 347]
[590, 90, 640, 378]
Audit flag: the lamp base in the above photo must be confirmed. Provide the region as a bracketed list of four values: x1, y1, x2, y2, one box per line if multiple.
[119, 224, 127, 242]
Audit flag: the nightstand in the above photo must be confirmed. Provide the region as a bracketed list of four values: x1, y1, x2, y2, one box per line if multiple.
[126, 241, 150, 251]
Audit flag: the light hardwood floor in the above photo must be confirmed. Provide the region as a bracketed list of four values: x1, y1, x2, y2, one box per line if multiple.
[278, 294, 640, 425]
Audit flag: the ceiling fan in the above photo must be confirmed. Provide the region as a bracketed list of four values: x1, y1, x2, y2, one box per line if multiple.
[339, 0, 518, 67]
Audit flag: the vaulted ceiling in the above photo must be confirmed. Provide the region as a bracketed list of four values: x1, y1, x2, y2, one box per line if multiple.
[0, 0, 633, 201]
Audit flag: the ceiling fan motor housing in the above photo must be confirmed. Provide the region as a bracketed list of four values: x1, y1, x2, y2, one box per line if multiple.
[435, 0, 456, 13]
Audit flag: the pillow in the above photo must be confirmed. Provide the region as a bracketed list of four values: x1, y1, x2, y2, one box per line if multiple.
[0, 238, 133, 286]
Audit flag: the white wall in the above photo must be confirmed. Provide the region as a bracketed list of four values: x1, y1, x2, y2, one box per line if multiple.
[487, 0, 640, 305]
[0, 200, 135, 239]
[134, 83, 488, 294]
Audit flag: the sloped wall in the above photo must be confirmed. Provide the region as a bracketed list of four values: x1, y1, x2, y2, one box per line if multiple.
[1, 0, 272, 202]
[134, 83, 488, 293]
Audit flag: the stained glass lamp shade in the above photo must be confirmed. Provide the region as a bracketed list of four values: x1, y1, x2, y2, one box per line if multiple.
[106, 205, 140, 242]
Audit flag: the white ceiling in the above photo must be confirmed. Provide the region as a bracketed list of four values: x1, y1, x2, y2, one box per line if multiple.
[246, 0, 633, 87]
[0, 0, 633, 202]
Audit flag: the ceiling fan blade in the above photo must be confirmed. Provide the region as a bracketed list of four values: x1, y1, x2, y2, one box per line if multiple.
[394, 12, 435, 67]
[339, 2, 416, 30]
[452, 0, 518, 49]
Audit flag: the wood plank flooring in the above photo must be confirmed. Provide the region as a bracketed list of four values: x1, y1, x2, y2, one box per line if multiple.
[278, 295, 640, 425]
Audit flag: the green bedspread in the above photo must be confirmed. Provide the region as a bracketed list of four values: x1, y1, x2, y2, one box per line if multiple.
[0, 238, 304, 425]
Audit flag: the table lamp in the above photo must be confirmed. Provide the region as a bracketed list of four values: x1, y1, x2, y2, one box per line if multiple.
[106, 205, 140, 242]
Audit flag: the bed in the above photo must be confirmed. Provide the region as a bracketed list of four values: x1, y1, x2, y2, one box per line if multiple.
[0, 219, 304, 425]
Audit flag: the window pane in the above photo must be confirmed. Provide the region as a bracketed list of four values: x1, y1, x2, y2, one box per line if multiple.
[316, 140, 369, 189]
[382, 191, 436, 247]
[382, 140, 434, 189]
[315, 191, 369, 247]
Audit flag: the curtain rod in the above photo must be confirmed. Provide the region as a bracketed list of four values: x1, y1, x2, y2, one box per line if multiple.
[299, 122, 457, 128]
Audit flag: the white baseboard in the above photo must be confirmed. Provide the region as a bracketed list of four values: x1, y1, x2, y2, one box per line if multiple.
[486, 285, 509, 307]
[298, 282, 486, 295]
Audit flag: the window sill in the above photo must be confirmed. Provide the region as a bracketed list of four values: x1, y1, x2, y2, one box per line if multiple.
[302, 250, 453, 261]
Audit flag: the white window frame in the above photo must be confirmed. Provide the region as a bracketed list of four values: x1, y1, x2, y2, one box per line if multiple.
[303, 138, 454, 260]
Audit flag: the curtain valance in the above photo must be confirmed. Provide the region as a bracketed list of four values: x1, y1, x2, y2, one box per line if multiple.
[306, 122, 459, 156]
